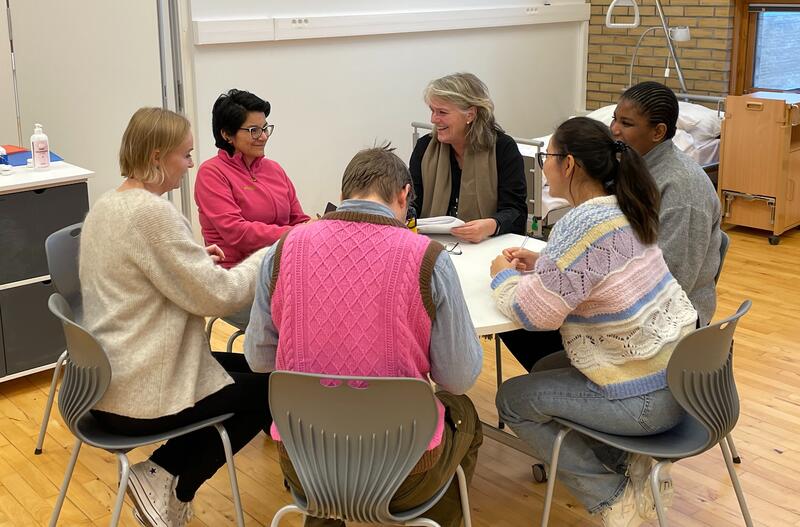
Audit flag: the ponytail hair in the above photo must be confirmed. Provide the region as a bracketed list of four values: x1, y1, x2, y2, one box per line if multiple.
[552, 117, 660, 244]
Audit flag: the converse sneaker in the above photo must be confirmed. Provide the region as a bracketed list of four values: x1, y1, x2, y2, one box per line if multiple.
[132, 477, 194, 527]
[601, 480, 643, 527]
[627, 454, 674, 520]
[168, 489, 194, 527]
[127, 460, 175, 527]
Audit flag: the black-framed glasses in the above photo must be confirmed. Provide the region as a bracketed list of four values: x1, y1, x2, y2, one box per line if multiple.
[444, 242, 462, 255]
[239, 123, 274, 140]
[536, 152, 568, 169]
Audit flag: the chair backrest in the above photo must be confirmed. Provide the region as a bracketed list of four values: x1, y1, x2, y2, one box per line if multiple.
[666, 300, 751, 453]
[47, 293, 112, 441]
[269, 371, 439, 524]
[45, 223, 83, 315]
[714, 230, 730, 285]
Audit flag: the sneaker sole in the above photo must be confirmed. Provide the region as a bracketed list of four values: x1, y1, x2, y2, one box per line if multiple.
[126, 472, 170, 527]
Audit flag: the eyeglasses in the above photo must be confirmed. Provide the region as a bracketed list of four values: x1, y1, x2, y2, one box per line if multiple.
[536, 152, 568, 169]
[444, 242, 462, 255]
[239, 123, 274, 140]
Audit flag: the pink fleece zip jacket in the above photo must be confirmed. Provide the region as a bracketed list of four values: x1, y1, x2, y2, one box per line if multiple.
[195, 149, 310, 268]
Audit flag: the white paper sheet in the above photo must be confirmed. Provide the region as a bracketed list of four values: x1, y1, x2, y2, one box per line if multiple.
[416, 216, 466, 234]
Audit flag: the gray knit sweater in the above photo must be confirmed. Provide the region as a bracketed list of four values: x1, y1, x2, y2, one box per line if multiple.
[644, 140, 721, 326]
[79, 189, 266, 418]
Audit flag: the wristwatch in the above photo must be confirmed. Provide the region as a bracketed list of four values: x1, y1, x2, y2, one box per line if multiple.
[492, 219, 501, 237]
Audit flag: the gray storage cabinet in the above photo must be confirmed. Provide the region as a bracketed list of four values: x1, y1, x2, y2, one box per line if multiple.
[0, 181, 89, 378]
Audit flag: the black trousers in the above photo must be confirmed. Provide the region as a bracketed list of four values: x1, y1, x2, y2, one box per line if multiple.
[498, 329, 564, 372]
[92, 352, 270, 501]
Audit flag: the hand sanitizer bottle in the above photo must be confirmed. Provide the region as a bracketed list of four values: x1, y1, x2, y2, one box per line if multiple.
[31, 123, 50, 170]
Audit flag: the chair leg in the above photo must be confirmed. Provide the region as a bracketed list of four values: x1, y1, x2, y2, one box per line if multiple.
[35, 350, 68, 455]
[226, 330, 245, 353]
[720, 439, 754, 527]
[494, 336, 504, 430]
[49, 437, 82, 527]
[455, 465, 472, 527]
[270, 504, 304, 527]
[205, 317, 219, 340]
[109, 453, 131, 527]
[540, 428, 570, 527]
[726, 434, 742, 464]
[215, 423, 245, 527]
[650, 461, 671, 526]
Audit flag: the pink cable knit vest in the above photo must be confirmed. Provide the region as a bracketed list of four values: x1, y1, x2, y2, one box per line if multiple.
[269, 211, 445, 450]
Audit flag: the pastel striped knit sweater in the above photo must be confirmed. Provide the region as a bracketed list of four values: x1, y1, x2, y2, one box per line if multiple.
[492, 195, 697, 399]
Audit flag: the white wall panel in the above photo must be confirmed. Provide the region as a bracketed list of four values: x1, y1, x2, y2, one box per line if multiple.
[9, 0, 163, 204]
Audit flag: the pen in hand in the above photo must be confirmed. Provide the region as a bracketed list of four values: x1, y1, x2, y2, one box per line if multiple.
[518, 233, 530, 252]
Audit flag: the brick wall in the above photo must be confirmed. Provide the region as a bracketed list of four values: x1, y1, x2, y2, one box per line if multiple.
[586, 0, 734, 110]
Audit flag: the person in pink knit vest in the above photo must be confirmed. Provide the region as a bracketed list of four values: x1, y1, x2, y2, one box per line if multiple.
[245, 144, 484, 527]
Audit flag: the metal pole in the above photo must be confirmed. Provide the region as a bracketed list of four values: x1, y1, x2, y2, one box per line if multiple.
[155, 0, 174, 202]
[167, 0, 193, 220]
[6, 0, 22, 145]
[654, 0, 688, 93]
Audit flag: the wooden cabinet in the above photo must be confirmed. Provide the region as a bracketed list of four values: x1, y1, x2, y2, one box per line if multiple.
[718, 92, 800, 244]
[0, 163, 91, 381]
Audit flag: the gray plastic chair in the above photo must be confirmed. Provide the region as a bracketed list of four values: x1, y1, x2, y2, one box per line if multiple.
[539, 301, 754, 527]
[205, 316, 247, 353]
[35, 222, 83, 455]
[46, 293, 245, 527]
[269, 371, 472, 527]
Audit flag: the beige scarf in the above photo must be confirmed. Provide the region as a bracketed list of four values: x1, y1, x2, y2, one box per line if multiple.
[420, 136, 498, 222]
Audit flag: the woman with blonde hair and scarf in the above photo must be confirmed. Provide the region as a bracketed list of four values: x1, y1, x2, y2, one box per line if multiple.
[409, 72, 527, 243]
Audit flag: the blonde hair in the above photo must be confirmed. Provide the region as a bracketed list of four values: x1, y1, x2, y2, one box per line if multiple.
[423, 72, 502, 152]
[119, 107, 191, 184]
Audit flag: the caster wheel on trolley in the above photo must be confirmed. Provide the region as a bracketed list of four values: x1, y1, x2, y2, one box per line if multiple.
[769, 235, 780, 245]
[532, 463, 547, 483]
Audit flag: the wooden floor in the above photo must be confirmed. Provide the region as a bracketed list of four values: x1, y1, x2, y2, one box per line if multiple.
[1, 225, 799, 526]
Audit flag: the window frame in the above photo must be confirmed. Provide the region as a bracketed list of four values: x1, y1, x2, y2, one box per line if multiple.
[731, 0, 800, 94]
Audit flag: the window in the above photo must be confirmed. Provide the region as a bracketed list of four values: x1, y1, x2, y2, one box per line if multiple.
[731, 1, 800, 94]
[751, 8, 800, 91]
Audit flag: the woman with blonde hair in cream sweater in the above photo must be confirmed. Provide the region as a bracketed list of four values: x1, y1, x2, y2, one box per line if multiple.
[490, 117, 697, 526]
[80, 107, 269, 527]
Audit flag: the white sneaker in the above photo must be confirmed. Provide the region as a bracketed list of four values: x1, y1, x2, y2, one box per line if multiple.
[131, 475, 194, 527]
[168, 488, 194, 527]
[601, 481, 643, 527]
[627, 454, 674, 520]
[127, 460, 175, 527]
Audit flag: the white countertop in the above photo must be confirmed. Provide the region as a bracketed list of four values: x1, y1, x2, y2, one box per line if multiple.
[0, 161, 93, 195]
[428, 233, 547, 336]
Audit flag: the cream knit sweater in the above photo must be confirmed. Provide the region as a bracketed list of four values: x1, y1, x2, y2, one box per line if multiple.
[79, 188, 266, 418]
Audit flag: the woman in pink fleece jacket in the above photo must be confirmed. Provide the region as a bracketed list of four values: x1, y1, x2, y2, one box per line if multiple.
[195, 89, 310, 271]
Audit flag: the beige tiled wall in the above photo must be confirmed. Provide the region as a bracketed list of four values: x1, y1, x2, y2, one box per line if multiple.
[586, 0, 734, 109]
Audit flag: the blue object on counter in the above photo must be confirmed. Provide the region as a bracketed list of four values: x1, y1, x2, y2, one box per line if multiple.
[7, 150, 63, 166]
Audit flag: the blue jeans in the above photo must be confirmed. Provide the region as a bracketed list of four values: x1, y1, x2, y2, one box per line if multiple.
[495, 352, 684, 513]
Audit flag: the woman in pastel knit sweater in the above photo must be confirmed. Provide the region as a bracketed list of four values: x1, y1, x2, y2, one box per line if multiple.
[80, 108, 270, 527]
[490, 117, 697, 526]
